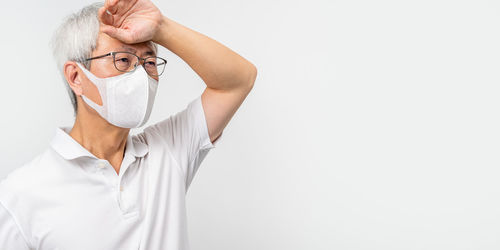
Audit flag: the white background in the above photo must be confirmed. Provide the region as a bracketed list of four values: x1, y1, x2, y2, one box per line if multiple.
[1, 0, 499, 249]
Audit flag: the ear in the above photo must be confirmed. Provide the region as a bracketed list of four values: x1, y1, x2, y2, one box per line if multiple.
[63, 61, 84, 96]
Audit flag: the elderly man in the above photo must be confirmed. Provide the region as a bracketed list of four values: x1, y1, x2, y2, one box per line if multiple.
[0, 0, 256, 249]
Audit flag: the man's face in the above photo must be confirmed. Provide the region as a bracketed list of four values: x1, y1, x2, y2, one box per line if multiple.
[78, 31, 158, 107]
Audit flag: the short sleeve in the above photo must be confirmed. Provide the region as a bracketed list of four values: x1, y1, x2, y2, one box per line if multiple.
[142, 95, 223, 190]
[0, 202, 31, 250]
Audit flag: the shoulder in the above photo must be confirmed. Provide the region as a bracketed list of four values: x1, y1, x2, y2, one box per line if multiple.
[0, 148, 60, 201]
[0, 149, 56, 249]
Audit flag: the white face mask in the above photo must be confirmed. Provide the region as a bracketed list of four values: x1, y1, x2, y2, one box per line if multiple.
[76, 62, 159, 128]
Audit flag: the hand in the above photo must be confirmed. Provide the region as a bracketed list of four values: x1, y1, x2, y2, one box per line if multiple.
[98, 0, 164, 44]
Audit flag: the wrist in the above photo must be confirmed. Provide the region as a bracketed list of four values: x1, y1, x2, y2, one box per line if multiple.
[153, 15, 171, 46]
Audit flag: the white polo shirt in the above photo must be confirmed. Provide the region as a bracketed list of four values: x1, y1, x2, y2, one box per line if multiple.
[0, 95, 222, 250]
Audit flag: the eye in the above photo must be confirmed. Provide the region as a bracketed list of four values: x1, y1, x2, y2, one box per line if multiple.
[145, 61, 156, 67]
[117, 58, 130, 63]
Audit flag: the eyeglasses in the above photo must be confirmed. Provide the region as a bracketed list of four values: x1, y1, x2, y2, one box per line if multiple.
[83, 51, 167, 77]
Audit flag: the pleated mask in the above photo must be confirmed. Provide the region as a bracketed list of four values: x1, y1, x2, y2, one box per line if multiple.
[76, 62, 158, 128]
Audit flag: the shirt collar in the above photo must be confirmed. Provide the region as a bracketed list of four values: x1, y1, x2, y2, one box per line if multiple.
[50, 127, 148, 161]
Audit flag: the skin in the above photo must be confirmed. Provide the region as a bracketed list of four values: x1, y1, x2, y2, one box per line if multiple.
[63, 0, 257, 175]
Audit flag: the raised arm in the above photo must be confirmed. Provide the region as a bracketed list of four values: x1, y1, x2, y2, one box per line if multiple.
[98, 0, 257, 143]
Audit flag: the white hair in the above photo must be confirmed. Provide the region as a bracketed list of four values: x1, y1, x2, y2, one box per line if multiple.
[50, 1, 158, 116]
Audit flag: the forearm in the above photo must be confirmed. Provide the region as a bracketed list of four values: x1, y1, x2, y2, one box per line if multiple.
[153, 16, 257, 91]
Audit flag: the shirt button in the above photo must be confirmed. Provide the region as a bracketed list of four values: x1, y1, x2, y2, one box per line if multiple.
[120, 185, 124, 192]
[98, 162, 106, 169]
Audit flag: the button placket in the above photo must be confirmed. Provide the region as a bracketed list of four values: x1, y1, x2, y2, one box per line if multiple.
[96, 160, 120, 190]
[119, 178, 132, 212]
[114, 169, 126, 213]
[117, 169, 140, 216]
[95, 155, 139, 216]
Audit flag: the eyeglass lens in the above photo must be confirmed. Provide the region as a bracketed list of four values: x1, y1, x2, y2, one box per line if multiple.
[113, 52, 166, 76]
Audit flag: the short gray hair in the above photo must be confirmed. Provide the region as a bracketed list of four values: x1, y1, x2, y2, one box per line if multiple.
[51, 1, 158, 116]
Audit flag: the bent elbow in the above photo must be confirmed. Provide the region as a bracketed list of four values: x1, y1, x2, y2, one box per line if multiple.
[247, 64, 258, 90]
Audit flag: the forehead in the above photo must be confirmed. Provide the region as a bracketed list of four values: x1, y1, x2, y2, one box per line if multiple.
[94, 31, 156, 55]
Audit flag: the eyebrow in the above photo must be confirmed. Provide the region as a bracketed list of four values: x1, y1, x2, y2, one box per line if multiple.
[118, 46, 156, 57]
[144, 51, 155, 57]
[118, 46, 136, 53]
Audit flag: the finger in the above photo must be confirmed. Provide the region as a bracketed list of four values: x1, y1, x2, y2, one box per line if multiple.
[111, 0, 139, 17]
[104, 0, 120, 15]
[100, 24, 135, 44]
[98, 7, 114, 26]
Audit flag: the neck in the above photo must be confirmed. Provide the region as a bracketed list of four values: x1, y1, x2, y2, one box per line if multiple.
[69, 104, 130, 174]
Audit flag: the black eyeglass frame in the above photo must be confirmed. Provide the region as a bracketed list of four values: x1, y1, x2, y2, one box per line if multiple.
[82, 51, 167, 77]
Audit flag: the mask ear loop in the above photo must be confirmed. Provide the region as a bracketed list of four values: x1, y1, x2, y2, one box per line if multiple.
[76, 62, 108, 117]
